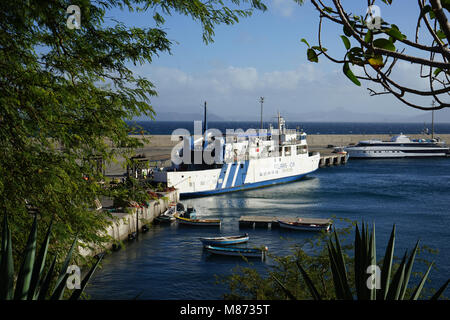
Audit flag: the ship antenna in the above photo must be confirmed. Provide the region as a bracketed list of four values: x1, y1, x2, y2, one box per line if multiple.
[259, 97, 264, 131]
[431, 100, 435, 140]
[203, 101, 207, 135]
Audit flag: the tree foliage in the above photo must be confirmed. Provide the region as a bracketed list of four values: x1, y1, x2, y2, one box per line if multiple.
[220, 222, 448, 300]
[299, 0, 450, 111]
[0, 0, 266, 265]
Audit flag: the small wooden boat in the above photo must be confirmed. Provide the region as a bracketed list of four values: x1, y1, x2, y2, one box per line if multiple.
[204, 245, 268, 259]
[175, 214, 221, 227]
[154, 206, 176, 224]
[199, 234, 249, 246]
[277, 219, 331, 232]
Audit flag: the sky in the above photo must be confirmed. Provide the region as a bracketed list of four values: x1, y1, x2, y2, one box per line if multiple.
[105, 0, 447, 122]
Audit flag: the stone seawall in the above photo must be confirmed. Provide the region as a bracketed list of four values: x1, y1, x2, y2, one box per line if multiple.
[79, 189, 179, 257]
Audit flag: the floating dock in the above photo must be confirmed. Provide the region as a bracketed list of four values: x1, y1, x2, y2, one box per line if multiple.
[239, 215, 332, 229]
[319, 154, 348, 167]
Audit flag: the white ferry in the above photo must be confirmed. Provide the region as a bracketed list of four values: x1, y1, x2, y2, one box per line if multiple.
[151, 113, 320, 197]
[344, 134, 449, 158]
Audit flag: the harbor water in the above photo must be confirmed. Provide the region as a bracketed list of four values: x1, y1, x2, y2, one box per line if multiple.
[86, 157, 450, 299]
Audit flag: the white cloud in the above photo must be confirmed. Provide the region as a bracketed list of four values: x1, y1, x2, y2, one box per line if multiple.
[131, 62, 427, 121]
[272, 0, 297, 17]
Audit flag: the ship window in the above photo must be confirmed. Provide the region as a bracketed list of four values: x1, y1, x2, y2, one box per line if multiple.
[285, 146, 291, 156]
[240, 164, 244, 168]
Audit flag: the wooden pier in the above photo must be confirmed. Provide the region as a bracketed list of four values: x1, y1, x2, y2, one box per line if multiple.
[319, 154, 348, 168]
[239, 215, 332, 229]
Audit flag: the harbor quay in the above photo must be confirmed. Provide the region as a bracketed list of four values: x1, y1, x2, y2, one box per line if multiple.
[105, 134, 450, 176]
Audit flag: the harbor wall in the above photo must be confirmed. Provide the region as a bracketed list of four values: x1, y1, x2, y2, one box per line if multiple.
[79, 190, 179, 257]
[129, 134, 450, 149]
[306, 134, 450, 147]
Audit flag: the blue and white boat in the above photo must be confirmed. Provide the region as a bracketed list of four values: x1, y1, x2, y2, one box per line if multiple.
[204, 245, 268, 259]
[199, 234, 249, 246]
[151, 110, 320, 198]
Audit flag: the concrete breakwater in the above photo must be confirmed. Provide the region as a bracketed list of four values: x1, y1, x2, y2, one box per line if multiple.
[79, 189, 179, 257]
[127, 133, 450, 152]
[306, 134, 450, 148]
[103, 134, 450, 175]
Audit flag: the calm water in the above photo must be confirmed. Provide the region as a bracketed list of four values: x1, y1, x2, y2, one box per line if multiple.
[127, 121, 450, 135]
[86, 158, 450, 299]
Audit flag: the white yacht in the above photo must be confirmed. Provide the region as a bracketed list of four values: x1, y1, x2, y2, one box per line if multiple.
[344, 134, 449, 158]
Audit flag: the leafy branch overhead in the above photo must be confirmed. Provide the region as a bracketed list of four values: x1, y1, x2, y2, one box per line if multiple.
[0, 0, 266, 271]
[300, 0, 450, 111]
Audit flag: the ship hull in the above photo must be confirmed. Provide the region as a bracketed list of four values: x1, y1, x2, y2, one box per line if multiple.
[180, 170, 315, 198]
[155, 153, 320, 198]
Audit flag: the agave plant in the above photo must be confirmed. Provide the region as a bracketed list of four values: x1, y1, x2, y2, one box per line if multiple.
[0, 213, 102, 300]
[274, 223, 449, 300]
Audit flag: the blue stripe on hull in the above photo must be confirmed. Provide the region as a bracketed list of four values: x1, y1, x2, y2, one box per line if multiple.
[225, 163, 238, 188]
[180, 169, 316, 198]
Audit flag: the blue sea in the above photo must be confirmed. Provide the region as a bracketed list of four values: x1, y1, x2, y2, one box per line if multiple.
[127, 121, 450, 135]
[85, 149, 450, 299]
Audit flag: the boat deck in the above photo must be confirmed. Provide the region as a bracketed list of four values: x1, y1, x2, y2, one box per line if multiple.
[239, 215, 332, 229]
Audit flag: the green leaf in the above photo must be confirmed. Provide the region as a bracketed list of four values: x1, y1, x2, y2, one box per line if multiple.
[50, 273, 69, 300]
[53, 235, 78, 293]
[311, 46, 327, 52]
[385, 26, 406, 41]
[307, 48, 319, 63]
[300, 38, 310, 48]
[296, 261, 322, 300]
[37, 256, 57, 300]
[436, 30, 446, 40]
[69, 254, 104, 300]
[410, 262, 434, 300]
[340, 35, 351, 50]
[368, 224, 376, 300]
[386, 252, 407, 300]
[343, 21, 356, 37]
[379, 225, 396, 300]
[368, 55, 385, 69]
[343, 62, 361, 86]
[399, 241, 420, 300]
[271, 275, 297, 300]
[28, 220, 53, 300]
[0, 214, 15, 300]
[373, 38, 396, 51]
[364, 30, 373, 43]
[14, 215, 38, 300]
[430, 279, 450, 300]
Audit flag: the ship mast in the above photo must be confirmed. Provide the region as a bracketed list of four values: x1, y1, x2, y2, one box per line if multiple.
[259, 97, 264, 131]
[431, 100, 435, 140]
[203, 101, 207, 135]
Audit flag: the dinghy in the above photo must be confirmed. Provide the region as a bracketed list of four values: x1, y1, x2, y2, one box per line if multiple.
[277, 219, 331, 232]
[199, 234, 249, 246]
[175, 214, 221, 227]
[204, 245, 268, 259]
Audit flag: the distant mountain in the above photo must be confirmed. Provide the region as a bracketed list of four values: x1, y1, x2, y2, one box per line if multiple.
[282, 108, 406, 123]
[405, 108, 450, 123]
[134, 106, 450, 123]
[147, 110, 226, 121]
